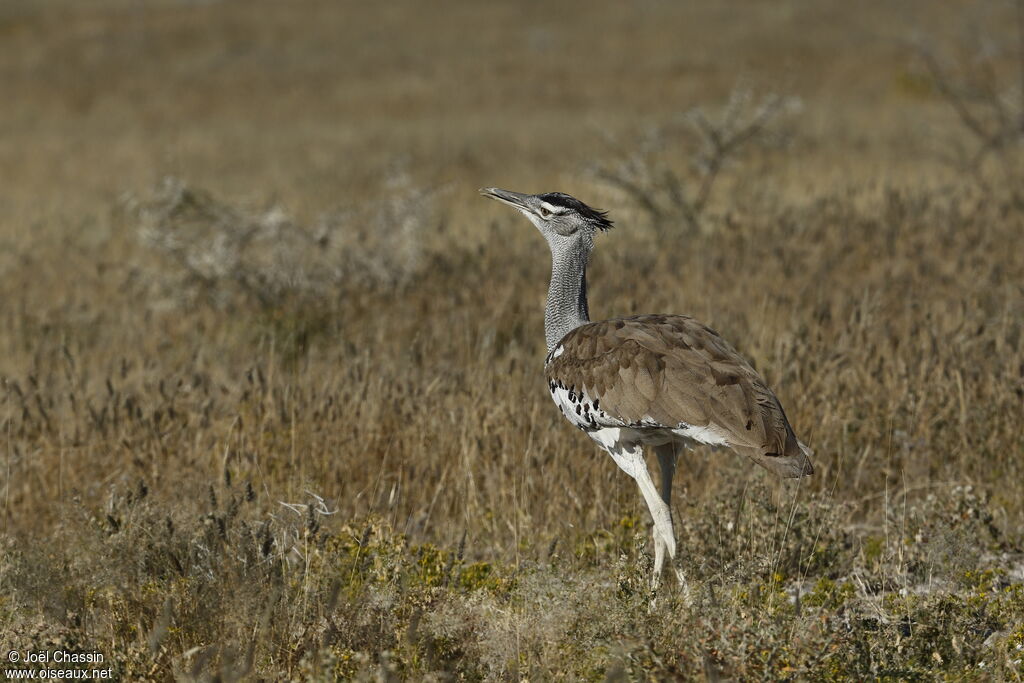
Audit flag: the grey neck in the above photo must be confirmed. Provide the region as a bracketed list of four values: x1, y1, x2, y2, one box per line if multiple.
[545, 239, 591, 352]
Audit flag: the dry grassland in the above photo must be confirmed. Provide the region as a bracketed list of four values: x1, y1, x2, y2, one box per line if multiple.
[1, 0, 1023, 679]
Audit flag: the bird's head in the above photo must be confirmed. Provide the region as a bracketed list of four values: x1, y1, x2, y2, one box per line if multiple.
[479, 188, 612, 251]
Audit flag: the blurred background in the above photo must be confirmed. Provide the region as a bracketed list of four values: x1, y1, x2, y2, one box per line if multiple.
[2, 0, 1023, 679]
[1, 0, 1002, 217]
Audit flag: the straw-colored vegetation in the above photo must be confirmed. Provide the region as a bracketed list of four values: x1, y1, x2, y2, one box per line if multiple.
[1, 0, 1023, 679]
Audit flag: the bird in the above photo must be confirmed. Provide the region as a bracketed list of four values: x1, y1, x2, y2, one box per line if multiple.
[479, 187, 814, 590]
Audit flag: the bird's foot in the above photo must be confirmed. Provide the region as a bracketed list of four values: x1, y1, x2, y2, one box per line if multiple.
[675, 569, 693, 605]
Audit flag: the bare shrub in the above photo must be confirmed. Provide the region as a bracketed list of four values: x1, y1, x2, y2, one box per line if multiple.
[913, 0, 1024, 191]
[589, 84, 800, 234]
[127, 172, 436, 310]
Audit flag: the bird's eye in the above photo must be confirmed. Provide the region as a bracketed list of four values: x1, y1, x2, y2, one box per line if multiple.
[538, 206, 552, 219]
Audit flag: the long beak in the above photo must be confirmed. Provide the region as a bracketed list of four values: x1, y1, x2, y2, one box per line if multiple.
[479, 187, 533, 212]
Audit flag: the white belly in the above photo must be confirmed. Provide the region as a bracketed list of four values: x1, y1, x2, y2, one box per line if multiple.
[588, 424, 729, 454]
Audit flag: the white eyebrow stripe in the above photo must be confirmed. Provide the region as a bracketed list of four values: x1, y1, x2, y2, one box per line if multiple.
[540, 202, 565, 214]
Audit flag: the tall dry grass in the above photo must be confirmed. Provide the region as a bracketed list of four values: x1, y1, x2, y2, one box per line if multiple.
[1, 0, 1023, 679]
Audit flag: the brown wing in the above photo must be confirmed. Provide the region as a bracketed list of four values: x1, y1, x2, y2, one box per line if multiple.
[545, 314, 812, 475]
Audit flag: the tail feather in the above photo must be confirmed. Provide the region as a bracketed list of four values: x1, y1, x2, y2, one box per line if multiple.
[737, 440, 814, 479]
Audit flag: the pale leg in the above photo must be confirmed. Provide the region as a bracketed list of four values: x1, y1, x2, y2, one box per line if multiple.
[653, 530, 666, 580]
[606, 443, 676, 589]
[652, 445, 673, 579]
[655, 443, 687, 588]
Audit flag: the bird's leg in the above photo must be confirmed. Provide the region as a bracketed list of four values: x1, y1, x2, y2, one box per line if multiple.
[655, 443, 687, 590]
[653, 530, 667, 581]
[606, 444, 676, 589]
[650, 531, 668, 611]
[654, 443, 676, 504]
[651, 445, 673, 582]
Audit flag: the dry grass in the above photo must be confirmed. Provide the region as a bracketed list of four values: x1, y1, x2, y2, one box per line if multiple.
[2, 0, 1024, 680]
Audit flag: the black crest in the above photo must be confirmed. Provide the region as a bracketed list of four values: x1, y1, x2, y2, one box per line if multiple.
[538, 192, 614, 231]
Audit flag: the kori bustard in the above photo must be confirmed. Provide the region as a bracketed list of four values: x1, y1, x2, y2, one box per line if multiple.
[480, 187, 813, 589]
